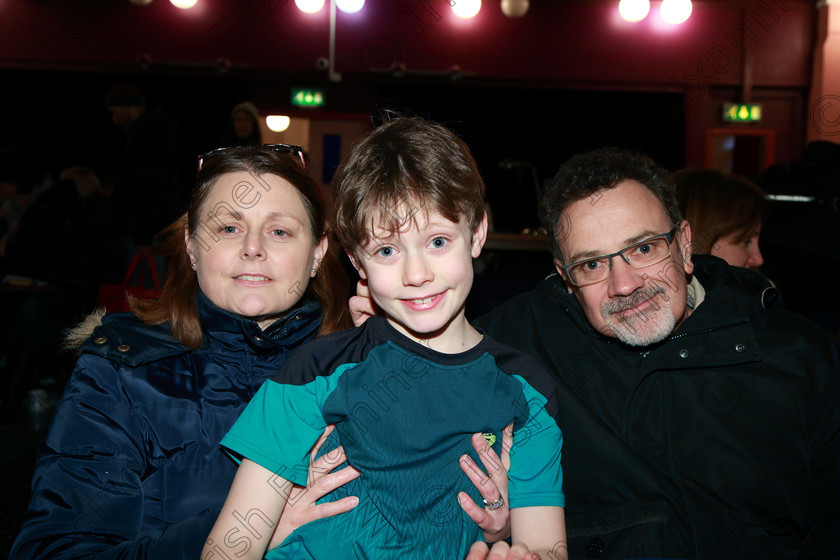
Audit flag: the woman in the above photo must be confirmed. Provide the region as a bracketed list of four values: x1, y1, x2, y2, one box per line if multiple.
[673, 168, 766, 270]
[222, 101, 263, 147]
[10, 145, 352, 558]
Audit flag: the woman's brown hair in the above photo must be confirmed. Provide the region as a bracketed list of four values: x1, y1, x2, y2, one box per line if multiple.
[130, 146, 351, 348]
[673, 168, 766, 254]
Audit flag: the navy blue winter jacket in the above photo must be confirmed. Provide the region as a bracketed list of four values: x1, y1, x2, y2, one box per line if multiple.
[10, 291, 322, 559]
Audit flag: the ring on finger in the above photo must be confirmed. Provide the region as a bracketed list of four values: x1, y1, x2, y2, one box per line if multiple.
[483, 496, 505, 510]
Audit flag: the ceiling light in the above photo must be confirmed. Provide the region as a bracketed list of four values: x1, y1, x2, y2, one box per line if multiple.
[335, 0, 364, 14]
[295, 0, 325, 14]
[661, 0, 692, 24]
[266, 116, 291, 132]
[618, 0, 650, 22]
[501, 0, 529, 18]
[170, 0, 197, 8]
[452, 0, 480, 19]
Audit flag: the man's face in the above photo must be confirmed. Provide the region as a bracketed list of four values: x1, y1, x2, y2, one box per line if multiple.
[555, 180, 694, 346]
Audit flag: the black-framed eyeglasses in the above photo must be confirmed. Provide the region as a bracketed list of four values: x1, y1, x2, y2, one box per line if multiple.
[197, 143, 305, 172]
[561, 224, 681, 287]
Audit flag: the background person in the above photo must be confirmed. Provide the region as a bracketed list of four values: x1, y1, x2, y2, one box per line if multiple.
[0, 149, 80, 421]
[104, 82, 183, 253]
[220, 101, 263, 147]
[756, 141, 840, 336]
[0, 147, 53, 260]
[673, 168, 766, 270]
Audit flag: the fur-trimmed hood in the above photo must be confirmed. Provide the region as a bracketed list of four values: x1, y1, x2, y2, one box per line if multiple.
[63, 308, 107, 351]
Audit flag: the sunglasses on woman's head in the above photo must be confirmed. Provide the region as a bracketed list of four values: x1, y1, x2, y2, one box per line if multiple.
[197, 143, 305, 171]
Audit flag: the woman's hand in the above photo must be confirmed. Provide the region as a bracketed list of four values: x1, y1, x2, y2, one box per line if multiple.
[270, 425, 361, 547]
[458, 423, 514, 543]
[465, 541, 541, 560]
[348, 280, 378, 327]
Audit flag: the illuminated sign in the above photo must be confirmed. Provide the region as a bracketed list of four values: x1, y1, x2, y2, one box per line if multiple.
[291, 88, 325, 107]
[723, 103, 762, 123]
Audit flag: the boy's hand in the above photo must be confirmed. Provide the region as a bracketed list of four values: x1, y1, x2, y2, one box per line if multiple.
[349, 279, 378, 327]
[271, 425, 361, 547]
[465, 541, 541, 560]
[458, 423, 514, 543]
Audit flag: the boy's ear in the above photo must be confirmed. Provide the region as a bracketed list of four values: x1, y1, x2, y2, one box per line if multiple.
[346, 250, 367, 280]
[470, 212, 489, 259]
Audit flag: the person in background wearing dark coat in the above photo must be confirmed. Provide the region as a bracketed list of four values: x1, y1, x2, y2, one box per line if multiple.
[756, 140, 840, 337]
[105, 82, 183, 253]
[4, 166, 110, 294]
[0, 147, 52, 260]
[0, 152, 91, 420]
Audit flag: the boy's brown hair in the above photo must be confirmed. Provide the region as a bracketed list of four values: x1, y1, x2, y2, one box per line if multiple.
[332, 116, 485, 257]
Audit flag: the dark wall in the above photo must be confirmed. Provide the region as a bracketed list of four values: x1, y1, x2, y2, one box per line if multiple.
[0, 69, 684, 232]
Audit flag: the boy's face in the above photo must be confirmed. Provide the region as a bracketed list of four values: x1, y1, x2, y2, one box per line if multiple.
[353, 209, 487, 352]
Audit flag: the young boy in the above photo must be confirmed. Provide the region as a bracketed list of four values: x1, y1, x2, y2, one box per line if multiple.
[203, 117, 567, 559]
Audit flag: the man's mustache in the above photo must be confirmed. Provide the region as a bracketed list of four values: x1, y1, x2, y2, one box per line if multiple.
[602, 285, 667, 317]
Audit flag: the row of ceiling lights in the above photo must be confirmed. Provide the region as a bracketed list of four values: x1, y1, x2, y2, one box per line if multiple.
[278, 0, 532, 19]
[151, 0, 531, 19]
[153, 0, 689, 25]
[619, 0, 693, 25]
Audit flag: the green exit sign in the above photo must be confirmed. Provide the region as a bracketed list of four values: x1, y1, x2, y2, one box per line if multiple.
[291, 88, 325, 107]
[723, 103, 762, 122]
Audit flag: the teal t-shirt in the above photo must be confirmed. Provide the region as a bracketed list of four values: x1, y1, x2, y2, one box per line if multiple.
[222, 316, 564, 559]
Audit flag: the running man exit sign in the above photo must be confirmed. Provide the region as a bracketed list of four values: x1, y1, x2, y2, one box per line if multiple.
[291, 88, 325, 107]
[723, 103, 762, 123]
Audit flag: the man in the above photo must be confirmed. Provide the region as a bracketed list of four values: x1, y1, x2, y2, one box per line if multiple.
[105, 82, 182, 250]
[474, 147, 840, 558]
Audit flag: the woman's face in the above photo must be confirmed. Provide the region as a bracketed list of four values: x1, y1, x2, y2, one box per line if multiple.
[233, 111, 255, 139]
[187, 171, 326, 329]
[711, 223, 764, 270]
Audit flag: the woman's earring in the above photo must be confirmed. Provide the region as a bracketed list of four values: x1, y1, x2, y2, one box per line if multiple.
[190, 259, 197, 270]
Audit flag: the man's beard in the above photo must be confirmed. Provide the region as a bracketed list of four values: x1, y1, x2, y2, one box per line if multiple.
[601, 284, 676, 346]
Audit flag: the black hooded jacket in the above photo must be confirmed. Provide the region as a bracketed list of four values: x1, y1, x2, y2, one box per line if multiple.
[476, 255, 840, 559]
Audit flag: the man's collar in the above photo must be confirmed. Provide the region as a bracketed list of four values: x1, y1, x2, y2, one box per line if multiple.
[686, 275, 706, 311]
